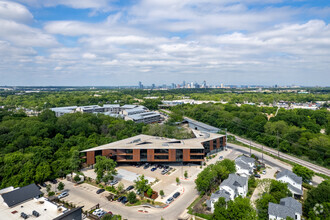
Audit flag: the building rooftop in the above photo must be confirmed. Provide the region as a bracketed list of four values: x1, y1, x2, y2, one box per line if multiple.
[235, 155, 255, 164]
[1, 184, 42, 208]
[0, 196, 68, 220]
[268, 197, 302, 219]
[276, 169, 302, 185]
[82, 131, 224, 152]
[220, 173, 247, 190]
[128, 112, 160, 120]
[183, 117, 220, 133]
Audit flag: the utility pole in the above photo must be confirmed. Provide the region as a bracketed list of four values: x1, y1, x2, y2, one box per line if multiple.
[277, 130, 280, 158]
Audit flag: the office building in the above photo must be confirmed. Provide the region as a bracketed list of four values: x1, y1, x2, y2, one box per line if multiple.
[82, 131, 226, 165]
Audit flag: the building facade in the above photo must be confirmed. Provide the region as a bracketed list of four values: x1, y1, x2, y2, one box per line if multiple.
[82, 131, 226, 165]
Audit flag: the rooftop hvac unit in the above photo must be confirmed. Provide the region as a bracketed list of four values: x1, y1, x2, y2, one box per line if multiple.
[20, 212, 28, 219]
[32, 210, 40, 217]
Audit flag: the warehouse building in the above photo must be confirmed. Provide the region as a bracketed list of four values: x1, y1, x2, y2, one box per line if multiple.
[82, 130, 226, 165]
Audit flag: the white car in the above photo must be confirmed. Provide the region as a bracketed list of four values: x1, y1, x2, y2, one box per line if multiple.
[57, 192, 68, 199]
[92, 209, 104, 216]
[262, 170, 266, 175]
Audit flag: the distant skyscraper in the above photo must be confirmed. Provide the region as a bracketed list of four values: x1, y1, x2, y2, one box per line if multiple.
[202, 80, 206, 88]
[152, 84, 155, 89]
[220, 83, 224, 88]
[171, 83, 175, 89]
[183, 80, 186, 88]
[138, 81, 143, 89]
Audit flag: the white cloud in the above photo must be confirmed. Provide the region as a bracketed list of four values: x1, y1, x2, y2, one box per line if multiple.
[0, 1, 33, 23]
[82, 53, 96, 59]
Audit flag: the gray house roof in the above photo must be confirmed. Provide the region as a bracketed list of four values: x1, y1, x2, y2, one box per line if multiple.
[276, 169, 302, 185]
[235, 155, 255, 164]
[235, 160, 251, 170]
[207, 189, 231, 209]
[220, 173, 247, 190]
[287, 184, 303, 195]
[268, 197, 302, 219]
[1, 184, 42, 207]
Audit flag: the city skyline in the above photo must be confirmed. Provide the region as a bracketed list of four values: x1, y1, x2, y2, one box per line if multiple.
[1, 0, 330, 86]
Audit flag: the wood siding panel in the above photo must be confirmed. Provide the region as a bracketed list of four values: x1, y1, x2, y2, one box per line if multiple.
[216, 138, 220, 149]
[210, 140, 214, 151]
[86, 151, 95, 165]
[183, 149, 190, 162]
[133, 149, 140, 162]
[147, 149, 154, 162]
[169, 149, 176, 162]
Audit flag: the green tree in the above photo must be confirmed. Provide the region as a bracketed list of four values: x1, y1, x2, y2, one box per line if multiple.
[256, 193, 277, 220]
[292, 165, 314, 182]
[117, 182, 124, 193]
[159, 190, 164, 198]
[57, 182, 65, 191]
[213, 197, 256, 220]
[176, 177, 180, 185]
[304, 180, 330, 219]
[69, 150, 81, 174]
[147, 187, 153, 198]
[184, 170, 188, 179]
[35, 162, 52, 183]
[127, 191, 137, 204]
[134, 175, 150, 197]
[73, 175, 81, 183]
[269, 180, 292, 202]
[94, 156, 117, 182]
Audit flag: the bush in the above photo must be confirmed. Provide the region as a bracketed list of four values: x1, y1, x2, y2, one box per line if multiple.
[57, 182, 65, 191]
[74, 175, 81, 183]
[127, 191, 137, 204]
[48, 191, 55, 196]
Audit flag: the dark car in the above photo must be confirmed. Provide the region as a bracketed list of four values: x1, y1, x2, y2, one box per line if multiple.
[50, 179, 57, 184]
[96, 189, 105, 194]
[254, 174, 261, 178]
[151, 167, 157, 172]
[144, 164, 150, 169]
[164, 165, 170, 169]
[41, 182, 47, 187]
[173, 192, 180, 199]
[121, 197, 128, 204]
[125, 185, 134, 191]
[136, 163, 142, 168]
[118, 196, 125, 202]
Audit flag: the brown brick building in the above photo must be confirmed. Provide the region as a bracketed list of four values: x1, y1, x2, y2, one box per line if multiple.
[82, 131, 226, 165]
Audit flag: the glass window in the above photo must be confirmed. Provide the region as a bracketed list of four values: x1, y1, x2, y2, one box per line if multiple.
[176, 149, 183, 161]
[190, 149, 204, 154]
[190, 155, 204, 160]
[124, 155, 133, 160]
[154, 149, 169, 154]
[154, 155, 169, 160]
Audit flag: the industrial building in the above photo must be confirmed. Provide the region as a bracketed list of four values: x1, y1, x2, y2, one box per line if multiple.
[82, 130, 226, 165]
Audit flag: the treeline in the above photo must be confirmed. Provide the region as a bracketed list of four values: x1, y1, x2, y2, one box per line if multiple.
[1, 88, 329, 110]
[171, 103, 330, 167]
[0, 109, 144, 189]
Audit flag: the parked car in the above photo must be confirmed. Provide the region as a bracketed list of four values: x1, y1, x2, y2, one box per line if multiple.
[50, 179, 57, 184]
[118, 196, 124, 202]
[161, 169, 168, 175]
[125, 185, 134, 191]
[144, 164, 150, 169]
[96, 211, 107, 218]
[58, 192, 68, 199]
[166, 197, 174, 204]
[96, 189, 105, 194]
[262, 170, 266, 175]
[136, 163, 142, 168]
[173, 192, 180, 199]
[254, 174, 261, 178]
[151, 167, 157, 172]
[41, 182, 47, 187]
[121, 197, 128, 204]
[219, 156, 223, 160]
[92, 209, 104, 216]
[164, 165, 170, 169]
[109, 179, 118, 186]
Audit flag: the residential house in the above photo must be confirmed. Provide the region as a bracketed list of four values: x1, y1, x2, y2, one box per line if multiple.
[235, 155, 256, 177]
[268, 197, 302, 220]
[276, 170, 303, 197]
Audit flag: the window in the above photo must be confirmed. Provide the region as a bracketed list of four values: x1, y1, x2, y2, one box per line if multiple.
[190, 155, 204, 160]
[124, 155, 133, 160]
[190, 149, 204, 154]
[154, 155, 169, 160]
[176, 149, 183, 161]
[95, 150, 102, 156]
[155, 149, 169, 154]
[124, 149, 133, 154]
[203, 141, 210, 153]
[213, 140, 217, 149]
[140, 149, 147, 161]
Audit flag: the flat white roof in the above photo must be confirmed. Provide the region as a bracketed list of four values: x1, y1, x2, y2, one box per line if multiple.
[82, 131, 224, 152]
[0, 197, 67, 220]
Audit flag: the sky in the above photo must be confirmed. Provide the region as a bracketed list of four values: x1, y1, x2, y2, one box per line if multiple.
[0, 0, 330, 86]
